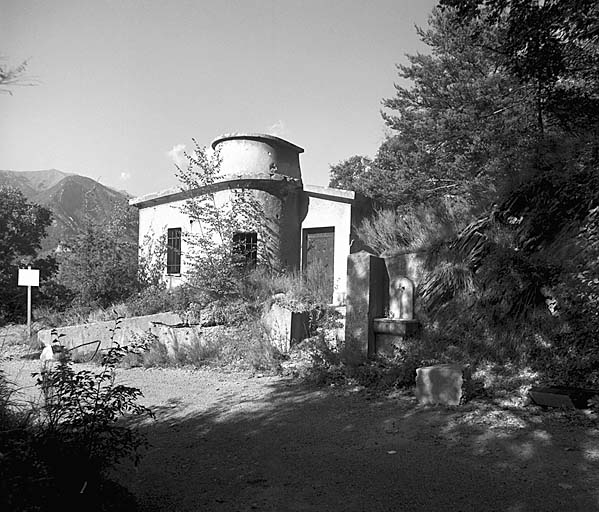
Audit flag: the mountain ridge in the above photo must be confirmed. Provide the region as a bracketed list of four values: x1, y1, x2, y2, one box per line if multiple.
[0, 169, 138, 253]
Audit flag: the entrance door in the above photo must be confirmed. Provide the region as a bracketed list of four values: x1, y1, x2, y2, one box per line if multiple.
[302, 227, 335, 302]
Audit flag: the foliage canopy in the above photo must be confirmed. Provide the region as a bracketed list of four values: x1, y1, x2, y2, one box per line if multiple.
[58, 202, 140, 309]
[0, 186, 57, 323]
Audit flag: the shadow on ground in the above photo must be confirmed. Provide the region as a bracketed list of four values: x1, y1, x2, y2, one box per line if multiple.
[116, 377, 599, 512]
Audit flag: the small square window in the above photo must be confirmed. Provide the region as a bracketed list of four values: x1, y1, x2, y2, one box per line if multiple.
[232, 232, 257, 267]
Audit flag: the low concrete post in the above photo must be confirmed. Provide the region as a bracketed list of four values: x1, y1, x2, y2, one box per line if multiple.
[260, 303, 310, 353]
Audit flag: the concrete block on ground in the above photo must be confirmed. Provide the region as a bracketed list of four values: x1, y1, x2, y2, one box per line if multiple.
[261, 303, 310, 353]
[529, 386, 599, 409]
[415, 363, 470, 406]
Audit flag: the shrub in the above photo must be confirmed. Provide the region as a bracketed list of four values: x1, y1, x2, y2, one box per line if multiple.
[1, 321, 153, 511]
[57, 203, 140, 310]
[531, 207, 599, 388]
[125, 285, 178, 317]
[356, 199, 476, 256]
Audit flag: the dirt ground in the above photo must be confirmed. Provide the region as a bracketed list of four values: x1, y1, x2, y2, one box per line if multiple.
[3, 340, 599, 512]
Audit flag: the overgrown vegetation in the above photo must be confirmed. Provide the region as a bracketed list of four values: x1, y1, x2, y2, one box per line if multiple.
[327, 2, 599, 393]
[3, 2, 598, 408]
[57, 202, 141, 311]
[1, 322, 153, 511]
[0, 186, 66, 325]
[121, 323, 283, 372]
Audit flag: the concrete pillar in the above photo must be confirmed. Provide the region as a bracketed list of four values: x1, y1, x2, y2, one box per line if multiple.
[344, 251, 387, 359]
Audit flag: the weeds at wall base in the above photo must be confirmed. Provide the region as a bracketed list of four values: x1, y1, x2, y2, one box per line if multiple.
[120, 322, 284, 373]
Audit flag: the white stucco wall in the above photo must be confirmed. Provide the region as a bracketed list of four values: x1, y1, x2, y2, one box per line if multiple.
[301, 186, 355, 305]
[134, 184, 356, 304]
[137, 188, 260, 288]
[139, 185, 354, 305]
[138, 196, 194, 288]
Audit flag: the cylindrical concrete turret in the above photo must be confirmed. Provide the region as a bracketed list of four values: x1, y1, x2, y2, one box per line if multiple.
[211, 133, 304, 180]
[210, 133, 308, 270]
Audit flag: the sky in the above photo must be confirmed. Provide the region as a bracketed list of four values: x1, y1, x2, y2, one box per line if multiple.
[1, 0, 437, 197]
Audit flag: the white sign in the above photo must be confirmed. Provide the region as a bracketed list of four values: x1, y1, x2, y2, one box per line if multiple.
[18, 268, 40, 287]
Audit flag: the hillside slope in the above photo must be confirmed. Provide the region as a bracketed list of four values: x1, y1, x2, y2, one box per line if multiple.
[0, 169, 138, 252]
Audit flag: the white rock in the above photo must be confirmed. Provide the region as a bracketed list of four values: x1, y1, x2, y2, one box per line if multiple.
[40, 345, 54, 363]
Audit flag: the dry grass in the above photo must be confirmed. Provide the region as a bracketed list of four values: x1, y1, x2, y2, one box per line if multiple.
[357, 200, 475, 257]
[120, 322, 282, 373]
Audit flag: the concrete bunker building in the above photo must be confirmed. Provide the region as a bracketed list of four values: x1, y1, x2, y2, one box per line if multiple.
[130, 133, 368, 305]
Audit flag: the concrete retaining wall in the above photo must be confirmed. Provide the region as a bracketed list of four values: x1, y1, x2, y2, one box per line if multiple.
[37, 312, 183, 353]
[148, 322, 205, 358]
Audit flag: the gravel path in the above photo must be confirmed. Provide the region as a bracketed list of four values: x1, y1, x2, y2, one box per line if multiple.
[3, 352, 599, 511]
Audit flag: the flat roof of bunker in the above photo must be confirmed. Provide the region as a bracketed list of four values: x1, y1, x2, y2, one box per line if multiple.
[211, 133, 304, 154]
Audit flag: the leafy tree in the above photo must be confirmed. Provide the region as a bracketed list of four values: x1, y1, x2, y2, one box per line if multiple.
[58, 202, 140, 309]
[175, 139, 268, 308]
[332, 3, 598, 209]
[0, 186, 54, 323]
[329, 7, 537, 207]
[0, 186, 52, 262]
[328, 155, 372, 191]
[381, 7, 540, 205]
[440, 0, 599, 135]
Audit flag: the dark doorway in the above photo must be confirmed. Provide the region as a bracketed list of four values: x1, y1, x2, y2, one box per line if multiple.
[302, 227, 335, 302]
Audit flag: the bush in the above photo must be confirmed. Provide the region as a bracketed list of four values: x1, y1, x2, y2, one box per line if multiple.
[170, 263, 336, 330]
[57, 203, 140, 310]
[125, 285, 178, 317]
[531, 207, 599, 388]
[356, 199, 477, 256]
[0, 321, 153, 511]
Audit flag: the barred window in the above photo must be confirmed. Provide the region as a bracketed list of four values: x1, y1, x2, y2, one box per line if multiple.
[166, 228, 182, 275]
[232, 232, 257, 267]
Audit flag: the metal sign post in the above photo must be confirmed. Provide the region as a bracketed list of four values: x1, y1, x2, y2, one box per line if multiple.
[18, 266, 40, 341]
